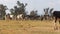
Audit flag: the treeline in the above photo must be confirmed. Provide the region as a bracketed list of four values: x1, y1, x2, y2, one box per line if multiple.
[0, 1, 54, 20]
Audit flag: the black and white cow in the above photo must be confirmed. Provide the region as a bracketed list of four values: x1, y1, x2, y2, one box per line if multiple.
[53, 11, 60, 23]
[17, 14, 24, 20]
[5, 14, 14, 20]
[53, 11, 60, 30]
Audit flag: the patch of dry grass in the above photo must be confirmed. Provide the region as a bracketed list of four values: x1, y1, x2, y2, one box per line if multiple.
[0, 20, 60, 34]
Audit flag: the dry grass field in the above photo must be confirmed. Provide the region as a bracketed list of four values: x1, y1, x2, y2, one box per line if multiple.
[0, 20, 60, 34]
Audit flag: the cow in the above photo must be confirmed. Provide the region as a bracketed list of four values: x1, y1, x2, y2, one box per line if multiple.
[17, 14, 24, 20]
[52, 11, 60, 30]
[5, 14, 11, 20]
[10, 15, 14, 20]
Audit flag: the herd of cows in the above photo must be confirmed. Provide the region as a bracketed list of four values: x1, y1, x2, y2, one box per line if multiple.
[4, 11, 60, 30]
[5, 14, 40, 20]
[5, 11, 60, 22]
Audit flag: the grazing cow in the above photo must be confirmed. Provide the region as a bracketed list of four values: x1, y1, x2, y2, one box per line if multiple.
[10, 15, 14, 20]
[17, 14, 24, 20]
[53, 11, 60, 30]
[5, 14, 11, 20]
[53, 11, 60, 23]
[5, 14, 15, 20]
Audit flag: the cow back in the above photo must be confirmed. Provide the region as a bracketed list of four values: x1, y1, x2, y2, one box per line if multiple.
[53, 11, 60, 18]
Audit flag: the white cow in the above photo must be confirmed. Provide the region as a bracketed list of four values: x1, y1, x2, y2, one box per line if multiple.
[17, 14, 23, 20]
[10, 15, 14, 20]
[10, 15, 14, 18]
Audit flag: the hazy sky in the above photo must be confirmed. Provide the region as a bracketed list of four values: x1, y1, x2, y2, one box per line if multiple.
[0, 0, 60, 15]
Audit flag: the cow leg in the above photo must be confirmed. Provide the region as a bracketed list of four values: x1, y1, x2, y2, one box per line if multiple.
[41, 17, 43, 21]
[54, 24, 58, 30]
[54, 17, 59, 30]
[55, 17, 57, 23]
[58, 18, 60, 24]
[59, 20, 60, 24]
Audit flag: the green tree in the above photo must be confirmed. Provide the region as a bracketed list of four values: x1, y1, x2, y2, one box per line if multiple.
[10, 1, 27, 20]
[44, 8, 49, 15]
[10, 8, 14, 15]
[0, 4, 7, 19]
[14, 6, 18, 16]
[10, 1, 27, 16]
[49, 8, 54, 14]
[30, 10, 38, 16]
[17, 1, 27, 15]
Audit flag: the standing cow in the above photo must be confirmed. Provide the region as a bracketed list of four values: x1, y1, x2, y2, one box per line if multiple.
[17, 14, 24, 20]
[5, 14, 15, 20]
[52, 11, 60, 30]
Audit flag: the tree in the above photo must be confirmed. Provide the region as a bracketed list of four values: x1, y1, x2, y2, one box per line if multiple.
[44, 8, 49, 15]
[44, 8, 54, 16]
[49, 8, 54, 20]
[34, 10, 38, 16]
[43, 8, 54, 20]
[30, 10, 35, 16]
[49, 8, 54, 14]
[17, 1, 27, 15]
[17, 1, 27, 8]
[30, 10, 38, 16]
[10, 8, 14, 15]
[14, 6, 18, 16]
[43, 8, 49, 20]
[10, 1, 27, 20]
[10, 1, 27, 16]
[0, 4, 7, 19]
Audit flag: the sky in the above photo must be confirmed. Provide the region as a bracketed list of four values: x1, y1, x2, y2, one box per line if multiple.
[0, 0, 60, 15]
